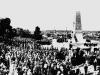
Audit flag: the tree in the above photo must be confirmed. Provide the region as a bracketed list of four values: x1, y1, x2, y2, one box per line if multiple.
[0, 18, 14, 39]
[67, 34, 72, 39]
[15, 28, 32, 38]
[47, 33, 51, 37]
[21, 29, 31, 38]
[34, 26, 42, 40]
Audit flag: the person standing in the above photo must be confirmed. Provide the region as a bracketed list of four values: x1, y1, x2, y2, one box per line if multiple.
[84, 64, 88, 75]
[93, 58, 97, 71]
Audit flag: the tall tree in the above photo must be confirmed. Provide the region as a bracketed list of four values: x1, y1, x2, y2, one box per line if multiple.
[0, 18, 13, 39]
[34, 26, 42, 40]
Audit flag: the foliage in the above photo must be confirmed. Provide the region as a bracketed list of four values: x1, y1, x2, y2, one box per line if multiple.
[67, 34, 72, 39]
[0, 18, 14, 39]
[15, 28, 32, 38]
[34, 26, 42, 40]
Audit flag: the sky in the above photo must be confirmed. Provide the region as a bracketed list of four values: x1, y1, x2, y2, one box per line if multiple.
[0, 0, 100, 31]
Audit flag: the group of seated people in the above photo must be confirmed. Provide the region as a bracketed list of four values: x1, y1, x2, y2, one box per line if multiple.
[0, 39, 100, 75]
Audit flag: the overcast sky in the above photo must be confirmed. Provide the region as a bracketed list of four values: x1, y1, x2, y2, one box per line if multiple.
[0, 0, 100, 31]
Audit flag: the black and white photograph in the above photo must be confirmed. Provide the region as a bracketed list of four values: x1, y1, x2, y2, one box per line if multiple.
[0, 0, 100, 75]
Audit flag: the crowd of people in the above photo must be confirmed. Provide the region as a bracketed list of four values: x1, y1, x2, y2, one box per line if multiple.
[0, 39, 100, 75]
